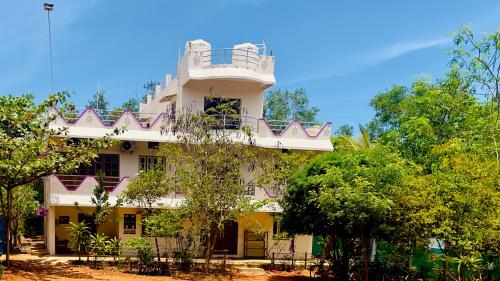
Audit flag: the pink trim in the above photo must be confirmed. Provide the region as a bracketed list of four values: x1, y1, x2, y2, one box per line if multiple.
[263, 187, 278, 198]
[260, 119, 332, 138]
[52, 107, 331, 138]
[51, 107, 166, 130]
[54, 174, 130, 192]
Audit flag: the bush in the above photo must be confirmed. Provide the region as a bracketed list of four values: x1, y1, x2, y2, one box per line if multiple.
[126, 237, 155, 274]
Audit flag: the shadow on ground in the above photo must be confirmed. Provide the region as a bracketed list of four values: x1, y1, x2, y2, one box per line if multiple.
[6, 260, 99, 281]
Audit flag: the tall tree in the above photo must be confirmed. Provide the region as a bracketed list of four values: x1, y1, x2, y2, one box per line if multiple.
[142, 81, 160, 103]
[334, 124, 354, 137]
[160, 94, 278, 271]
[123, 168, 174, 263]
[87, 89, 109, 117]
[0, 92, 116, 265]
[281, 143, 407, 280]
[264, 88, 320, 123]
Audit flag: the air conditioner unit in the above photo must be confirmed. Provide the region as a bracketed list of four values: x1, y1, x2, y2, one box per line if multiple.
[121, 141, 135, 153]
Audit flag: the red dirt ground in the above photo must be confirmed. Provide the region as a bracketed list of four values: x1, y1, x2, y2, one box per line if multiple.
[3, 254, 312, 281]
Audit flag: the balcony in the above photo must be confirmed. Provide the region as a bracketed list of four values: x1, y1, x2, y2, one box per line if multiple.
[184, 42, 276, 86]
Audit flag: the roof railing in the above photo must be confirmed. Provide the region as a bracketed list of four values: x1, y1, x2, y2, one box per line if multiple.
[200, 48, 262, 67]
[56, 108, 326, 135]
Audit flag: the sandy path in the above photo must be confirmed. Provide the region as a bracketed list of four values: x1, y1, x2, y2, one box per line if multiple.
[2, 254, 311, 281]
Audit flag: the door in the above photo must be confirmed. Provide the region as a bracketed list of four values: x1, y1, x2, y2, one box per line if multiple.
[214, 221, 238, 255]
[244, 230, 267, 258]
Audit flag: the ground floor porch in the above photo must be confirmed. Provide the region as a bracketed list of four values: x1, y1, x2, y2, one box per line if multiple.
[45, 206, 313, 259]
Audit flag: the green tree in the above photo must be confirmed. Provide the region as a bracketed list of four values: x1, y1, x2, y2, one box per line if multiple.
[122, 97, 139, 112]
[76, 172, 122, 235]
[334, 124, 354, 137]
[264, 88, 320, 123]
[0, 92, 116, 265]
[143, 211, 182, 270]
[366, 29, 500, 279]
[66, 221, 90, 262]
[160, 94, 278, 271]
[0, 185, 38, 247]
[87, 89, 109, 117]
[282, 143, 407, 280]
[123, 168, 174, 263]
[142, 81, 160, 103]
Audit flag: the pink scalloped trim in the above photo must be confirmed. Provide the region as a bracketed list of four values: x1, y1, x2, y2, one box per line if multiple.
[259, 119, 331, 138]
[52, 107, 330, 138]
[52, 107, 166, 130]
[54, 174, 130, 192]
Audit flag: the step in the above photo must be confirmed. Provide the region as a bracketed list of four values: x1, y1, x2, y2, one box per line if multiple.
[234, 267, 266, 276]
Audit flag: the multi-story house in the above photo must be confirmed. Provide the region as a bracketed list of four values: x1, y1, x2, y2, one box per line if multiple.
[44, 39, 333, 258]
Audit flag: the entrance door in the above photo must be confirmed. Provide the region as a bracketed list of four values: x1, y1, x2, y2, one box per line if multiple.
[214, 221, 238, 255]
[244, 231, 267, 258]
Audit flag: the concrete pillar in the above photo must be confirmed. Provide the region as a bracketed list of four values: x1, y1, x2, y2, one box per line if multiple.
[47, 206, 56, 255]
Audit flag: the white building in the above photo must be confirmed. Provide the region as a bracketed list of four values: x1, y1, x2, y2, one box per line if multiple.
[44, 39, 333, 259]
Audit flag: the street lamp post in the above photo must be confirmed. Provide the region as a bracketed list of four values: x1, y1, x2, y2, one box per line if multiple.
[44, 3, 54, 92]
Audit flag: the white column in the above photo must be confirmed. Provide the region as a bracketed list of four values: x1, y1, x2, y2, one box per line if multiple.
[47, 206, 56, 255]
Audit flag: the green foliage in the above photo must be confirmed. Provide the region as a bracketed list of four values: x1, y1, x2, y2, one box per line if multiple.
[143, 212, 182, 238]
[87, 89, 109, 117]
[106, 237, 122, 260]
[159, 93, 280, 270]
[126, 236, 154, 266]
[282, 143, 408, 278]
[89, 233, 108, 267]
[76, 172, 122, 234]
[67, 221, 91, 262]
[142, 81, 160, 103]
[0, 92, 116, 264]
[122, 97, 139, 112]
[123, 169, 171, 209]
[264, 88, 320, 123]
[1, 185, 38, 244]
[334, 124, 354, 137]
[450, 26, 500, 108]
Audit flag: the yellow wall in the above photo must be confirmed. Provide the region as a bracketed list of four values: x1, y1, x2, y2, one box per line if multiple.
[57, 206, 311, 259]
[54, 206, 119, 242]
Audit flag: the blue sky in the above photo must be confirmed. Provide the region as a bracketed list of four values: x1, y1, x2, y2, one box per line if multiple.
[1, 0, 499, 129]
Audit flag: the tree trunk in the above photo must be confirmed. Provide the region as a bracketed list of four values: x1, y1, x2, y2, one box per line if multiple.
[5, 187, 13, 266]
[320, 234, 333, 263]
[204, 228, 219, 273]
[155, 236, 161, 262]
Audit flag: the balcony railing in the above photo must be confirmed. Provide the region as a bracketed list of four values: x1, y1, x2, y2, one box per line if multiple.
[200, 48, 261, 68]
[54, 107, 328, 136]
[56, 174, 120, 191]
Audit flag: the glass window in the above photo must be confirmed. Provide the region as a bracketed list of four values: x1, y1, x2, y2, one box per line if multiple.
[124, 214, 136, 234]
[59, 216, 70, 224]
[139, 156, 165, 171]
[75, 154, 119, 177]
[204, 97, 241, 129]
[273, 220, 289, 240]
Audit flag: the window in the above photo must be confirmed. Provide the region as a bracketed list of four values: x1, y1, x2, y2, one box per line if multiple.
[124, 214, 136, 234]
[76, 154, 119, 177]
[59, 216, 69, 224]
[139, 156, 165, 171]
[245, 185, 255, 196]
[204, 97, 241, 129]
[273, 220, 289, 240]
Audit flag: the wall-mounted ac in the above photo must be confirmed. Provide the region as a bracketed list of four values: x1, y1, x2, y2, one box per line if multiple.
[121, 141, 135, 153]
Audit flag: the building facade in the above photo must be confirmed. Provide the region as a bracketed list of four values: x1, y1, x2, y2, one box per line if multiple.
[44, 39, 333, 258]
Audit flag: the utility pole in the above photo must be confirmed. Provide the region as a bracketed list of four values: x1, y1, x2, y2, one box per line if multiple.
[44, 3, 54, 92]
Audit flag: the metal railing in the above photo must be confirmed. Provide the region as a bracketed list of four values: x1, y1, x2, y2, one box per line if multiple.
[200, 48, 261, 67]
[58, 108, 157, 126]
[55, 108, 326, 135]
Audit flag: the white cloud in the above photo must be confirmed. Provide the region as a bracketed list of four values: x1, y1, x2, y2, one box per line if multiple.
[372, 37, 449, 62]
[281, 36, 450, 85]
